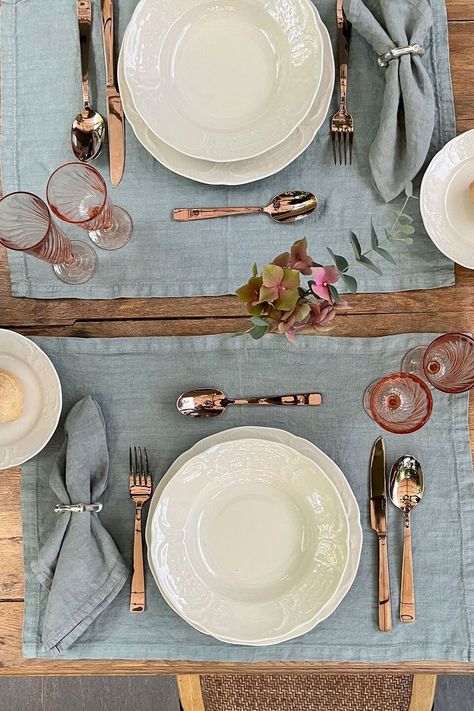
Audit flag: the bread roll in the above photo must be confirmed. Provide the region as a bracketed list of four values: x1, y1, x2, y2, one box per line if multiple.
[0, 369, 24, 423]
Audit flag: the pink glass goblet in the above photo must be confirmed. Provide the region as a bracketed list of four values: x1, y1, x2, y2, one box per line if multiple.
[0, 192, 97, 285]
[364, 373, 433, 435]
[402, 333, 474, 393]
[46, 162, 133, 251]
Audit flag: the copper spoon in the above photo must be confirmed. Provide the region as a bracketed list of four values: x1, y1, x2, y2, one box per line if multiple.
[389, 455, 424, 623]
[71, 0, 106, 162]
[176, 388, 322, 418]
[172, 191, 317, 224]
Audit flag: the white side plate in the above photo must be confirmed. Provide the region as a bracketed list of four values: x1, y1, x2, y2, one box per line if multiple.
[0, 330, 62, 470]
[118, 9, 334, 185]
[421, 129, 474, 269]
[146, 428, 362, 646]
[123, 0, 324, 162]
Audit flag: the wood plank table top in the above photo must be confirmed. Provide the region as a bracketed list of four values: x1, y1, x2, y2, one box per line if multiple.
[0, 0, 473, 676]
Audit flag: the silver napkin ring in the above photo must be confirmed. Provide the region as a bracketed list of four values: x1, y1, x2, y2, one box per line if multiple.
[54, 503, 103, 513]
[378, 44, 425, 67]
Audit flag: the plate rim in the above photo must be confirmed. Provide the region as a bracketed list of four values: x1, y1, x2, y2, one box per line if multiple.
[0, 329, 62, 470]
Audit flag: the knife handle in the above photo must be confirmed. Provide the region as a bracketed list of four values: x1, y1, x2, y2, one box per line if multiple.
[400, 515, 415, 622]
[378, 535, 392, 632]
[101, 0, 115, 88]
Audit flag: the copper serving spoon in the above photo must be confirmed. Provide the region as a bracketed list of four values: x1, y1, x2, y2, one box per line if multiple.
[177, 388, 322, 418]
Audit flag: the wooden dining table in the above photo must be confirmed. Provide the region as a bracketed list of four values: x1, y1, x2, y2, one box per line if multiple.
[0, 0, 473, 678]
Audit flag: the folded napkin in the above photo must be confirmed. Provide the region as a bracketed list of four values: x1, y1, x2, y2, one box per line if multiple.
[344, 0, 435, 202]
[31, 397, 128, 654]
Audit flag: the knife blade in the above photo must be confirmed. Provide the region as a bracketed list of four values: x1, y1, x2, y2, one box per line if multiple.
[101, 0, 125, 187]
[369, 437, 392, 632]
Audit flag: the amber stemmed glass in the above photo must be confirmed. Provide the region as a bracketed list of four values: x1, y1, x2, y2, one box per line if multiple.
[402, 333, 474, 394]
[0, 192, 97, 284]
[46, 162, 133, 251]
[364, 373, 433, 435]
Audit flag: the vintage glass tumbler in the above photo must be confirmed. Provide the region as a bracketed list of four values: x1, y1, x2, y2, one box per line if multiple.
[0, 192, 97, 284]
[364, 373, 433, 434]
[402, 333, 474, 394]
[46, 162, 133, 250]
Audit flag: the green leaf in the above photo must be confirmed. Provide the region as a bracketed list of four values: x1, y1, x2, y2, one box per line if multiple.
[349, 232, 362, 260]
[370, 223, 379, 249]
[403, 237, 414, 245]
[249, 324, 268, 340]
[374, 246, 396, 264]
[328, 284, 340, 303]
[250, 315, 268, 327]
[341, 273, 358, 293]
[252, 262, 258, 277]
[398, 224, 415, 235]
[358, 255, 383, 275]
[385, 228, 392, 240]
[312, 261, 323, 268]
[327, 247, 349, 273]
[405, 182, 413, 198]
[297, 287, 307, 298]
[397, 213, 413, 225]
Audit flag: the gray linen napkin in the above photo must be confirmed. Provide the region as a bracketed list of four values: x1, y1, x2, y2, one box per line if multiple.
[344, 0, 435, 202]
[31, 397, 128, 654]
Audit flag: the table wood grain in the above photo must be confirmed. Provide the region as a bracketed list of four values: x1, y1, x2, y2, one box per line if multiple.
[0, 0, 473, 675]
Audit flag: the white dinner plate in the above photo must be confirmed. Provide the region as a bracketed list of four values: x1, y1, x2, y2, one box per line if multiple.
[146, 428, 362, 646]
[421, 129, 474, 269]
[0, 330, 62, 470]
[118, 11, 334, 186]
[123, 0, 324, 162]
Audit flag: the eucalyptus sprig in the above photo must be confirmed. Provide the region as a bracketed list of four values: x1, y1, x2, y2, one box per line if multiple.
[323, 183, 417, 300]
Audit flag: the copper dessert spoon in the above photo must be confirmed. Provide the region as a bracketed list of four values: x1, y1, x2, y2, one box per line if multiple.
[176, 388, 322, 418]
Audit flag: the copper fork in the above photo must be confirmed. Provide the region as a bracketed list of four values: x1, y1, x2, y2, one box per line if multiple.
[330, 0, 354, 165]
[129, 446, 152, 612]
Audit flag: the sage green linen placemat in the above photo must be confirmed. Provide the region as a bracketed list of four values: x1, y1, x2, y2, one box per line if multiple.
[22, 334, 474, 661]
[1, 0, 455, 299]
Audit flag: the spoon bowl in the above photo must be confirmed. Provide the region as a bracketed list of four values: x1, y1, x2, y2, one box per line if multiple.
[389, 456, 424, 515]
[389, 455, 424, 623]
[263, 191, 318, 223]
[71, 106, 106, 162]
[177, 389, 228, 418]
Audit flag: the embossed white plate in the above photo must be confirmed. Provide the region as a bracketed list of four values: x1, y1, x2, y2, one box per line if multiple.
[148, 434, 357, 645]
[123, 0, 324, 162]
[421, 129, 474, 269]
[0, 330, 62, 470]
[118, 8, 334, 185]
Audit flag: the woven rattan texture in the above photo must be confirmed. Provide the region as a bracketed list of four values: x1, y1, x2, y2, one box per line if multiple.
[200, 674, 414, 711]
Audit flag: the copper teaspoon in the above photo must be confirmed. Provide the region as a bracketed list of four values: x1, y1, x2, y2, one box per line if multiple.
[389, 455, 424, 623]
[71, 0, 106, 162]
[172, 191, 317, 224]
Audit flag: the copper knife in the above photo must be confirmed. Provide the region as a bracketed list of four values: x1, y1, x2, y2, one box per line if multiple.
[369, 437, 392, 632]
[101, 0, 125, 186]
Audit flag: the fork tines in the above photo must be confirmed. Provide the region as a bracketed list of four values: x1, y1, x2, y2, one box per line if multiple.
[330, 120, 354, 166]
[129, 446, 152, 489]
